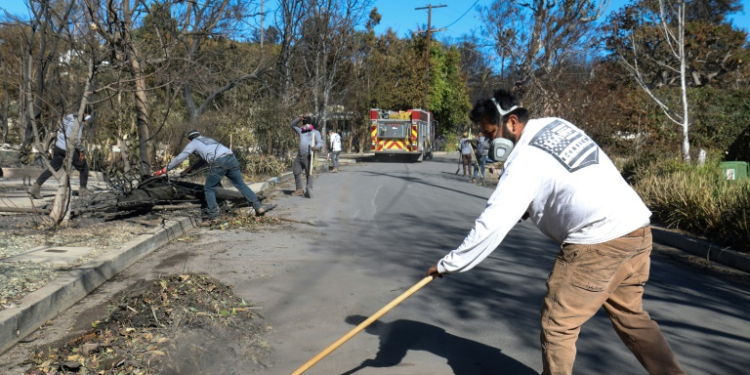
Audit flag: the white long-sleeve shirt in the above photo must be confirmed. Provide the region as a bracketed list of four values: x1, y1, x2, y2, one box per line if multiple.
[437, 117, 651, 274]
[290, 119, 323, 155]
[167, 136, 233, 170]
[55, 114, 85, 151]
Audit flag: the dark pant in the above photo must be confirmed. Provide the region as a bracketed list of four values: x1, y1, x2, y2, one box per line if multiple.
[36, 146, 89, 188]
[293, 153, 313, 191]
[204, 154, 261, 218]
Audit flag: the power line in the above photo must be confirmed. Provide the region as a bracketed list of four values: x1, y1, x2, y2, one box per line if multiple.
[441, 0, 480, 29]
[416, 4, 448, 111]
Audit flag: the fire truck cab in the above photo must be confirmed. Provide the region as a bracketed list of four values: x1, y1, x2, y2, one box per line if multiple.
[369, 108, 435, 162]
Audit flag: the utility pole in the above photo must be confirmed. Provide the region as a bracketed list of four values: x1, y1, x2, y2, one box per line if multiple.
[260, 0, 264, 49]
[415, 4, 446, 111]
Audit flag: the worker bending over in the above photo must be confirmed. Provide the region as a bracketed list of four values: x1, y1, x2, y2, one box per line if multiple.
[155, 130, 269, 220]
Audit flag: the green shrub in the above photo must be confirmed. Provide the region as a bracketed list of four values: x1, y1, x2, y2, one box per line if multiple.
[634, 158, 750, 251]
[234, 152, 292, 180]
[442, 133, 460, 152]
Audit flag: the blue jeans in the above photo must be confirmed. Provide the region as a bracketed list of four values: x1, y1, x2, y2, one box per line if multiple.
[473, 155, 487, 180]
[331, 151, 341, 168]
[204, 155, 261, 218]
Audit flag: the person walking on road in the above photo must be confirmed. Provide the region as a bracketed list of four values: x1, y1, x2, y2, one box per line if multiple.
[328, 128, 342, 173]
[290, 116, 322, 197]
[471, 131, 488, 183]
[458, 132, 472, 177]
[154, 130, 269, 220]
[426, 89, 686, 375]
[29, 112, 92, 199]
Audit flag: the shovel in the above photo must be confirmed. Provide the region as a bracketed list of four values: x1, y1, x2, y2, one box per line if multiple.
[306, 133, 315, 198]
[290, 275, 434, 375]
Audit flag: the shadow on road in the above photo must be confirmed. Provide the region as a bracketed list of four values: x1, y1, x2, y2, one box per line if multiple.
[362, 170, 490, 202]
[340, 315, 538, 375]
[297, 162, 750, 374]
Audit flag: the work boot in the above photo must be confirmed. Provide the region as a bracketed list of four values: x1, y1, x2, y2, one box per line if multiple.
[28, 183, 42, 199]
[291, 188, 304, 197]
[304, 189, 312, 198]
[255, 204, 276, 217]
[79, 187, 91, 198]
[199, 218, 220, 228]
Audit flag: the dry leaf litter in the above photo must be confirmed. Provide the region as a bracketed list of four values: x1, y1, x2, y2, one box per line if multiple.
[25, 274, 270, 375]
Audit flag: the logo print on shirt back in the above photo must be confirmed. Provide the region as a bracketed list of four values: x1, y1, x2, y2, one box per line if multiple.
[195, 137, 219, 146]
[530, 120, 599, 172]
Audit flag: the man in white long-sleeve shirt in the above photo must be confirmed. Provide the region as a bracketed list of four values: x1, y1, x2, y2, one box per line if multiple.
[426, 89, 685, 375]
[154, 130, 268, 219]
[29, 113, 91, 199]
[328, 128, 342, 173]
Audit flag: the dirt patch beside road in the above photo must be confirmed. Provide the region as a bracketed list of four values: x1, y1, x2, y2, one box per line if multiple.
[25, 274, 270, 375]
[0, 216, 158, 310]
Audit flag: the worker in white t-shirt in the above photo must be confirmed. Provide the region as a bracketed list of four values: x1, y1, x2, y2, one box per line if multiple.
[328, 128, 342, 173]
[426, 89, 686, 375]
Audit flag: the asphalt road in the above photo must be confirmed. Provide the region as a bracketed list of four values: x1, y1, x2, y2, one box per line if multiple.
[3, 155, 749, 375]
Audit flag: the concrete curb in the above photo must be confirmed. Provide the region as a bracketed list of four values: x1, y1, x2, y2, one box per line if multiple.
[1, 168, 105, 182]
[652, 227, 750, 274]
[0, 162, 329, 354]
[257, 165, 328, 191]
[0, 215, 198, 355]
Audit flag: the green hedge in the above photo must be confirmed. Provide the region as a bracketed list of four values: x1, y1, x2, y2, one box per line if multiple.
[633, 158, 749, 251]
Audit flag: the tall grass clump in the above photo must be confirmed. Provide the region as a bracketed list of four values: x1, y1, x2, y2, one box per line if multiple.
[633, 158, 750, 251]
[234, 151, 293, 181]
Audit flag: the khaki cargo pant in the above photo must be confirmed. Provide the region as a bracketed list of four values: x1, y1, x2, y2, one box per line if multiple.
[540, 227, 686, 375]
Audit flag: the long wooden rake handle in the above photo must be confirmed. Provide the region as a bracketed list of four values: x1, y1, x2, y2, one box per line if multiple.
[290, 275, 435, 375]
[309, 132, 315, 178]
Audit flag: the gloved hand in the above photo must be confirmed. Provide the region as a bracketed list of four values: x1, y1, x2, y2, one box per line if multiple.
[154, 167, 167, 177]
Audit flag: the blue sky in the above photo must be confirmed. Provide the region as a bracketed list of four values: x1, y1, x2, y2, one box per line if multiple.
[372, 0, 750, 40]
[2, 0, 748, 41]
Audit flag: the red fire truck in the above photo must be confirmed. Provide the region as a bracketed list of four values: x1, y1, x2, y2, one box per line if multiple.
[369, 108, 436, 162]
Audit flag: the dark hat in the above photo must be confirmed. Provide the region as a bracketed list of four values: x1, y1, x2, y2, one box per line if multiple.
[187, 130, 201, 140]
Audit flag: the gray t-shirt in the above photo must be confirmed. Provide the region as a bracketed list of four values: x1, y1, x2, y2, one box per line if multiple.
[477, 136, 489, 156]
[290, 119, 322, 155]
[167, 136, 233, 170]
[459, 138, 472, 155]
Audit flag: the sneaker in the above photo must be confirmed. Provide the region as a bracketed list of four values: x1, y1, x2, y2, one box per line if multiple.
[291, 188, 304, 197]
